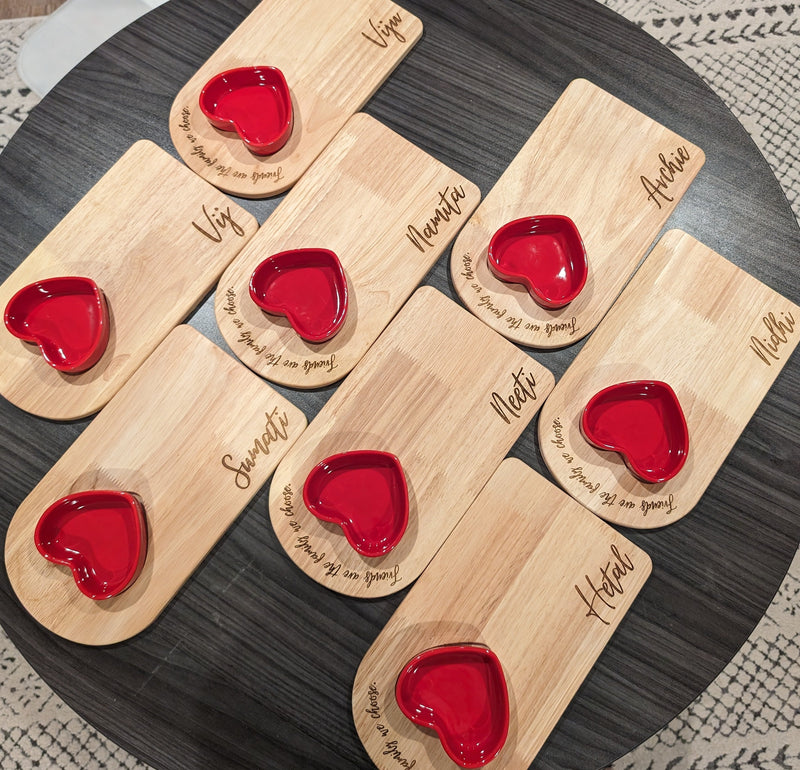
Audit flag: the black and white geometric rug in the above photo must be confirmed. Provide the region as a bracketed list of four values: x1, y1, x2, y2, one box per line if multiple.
[0, 2, 798, 768]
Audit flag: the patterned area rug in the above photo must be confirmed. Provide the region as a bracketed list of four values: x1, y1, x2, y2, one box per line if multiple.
[0, 3, 798, 769]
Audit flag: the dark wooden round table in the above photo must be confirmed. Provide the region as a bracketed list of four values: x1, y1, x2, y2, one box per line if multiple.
[1, 1, 798, 768]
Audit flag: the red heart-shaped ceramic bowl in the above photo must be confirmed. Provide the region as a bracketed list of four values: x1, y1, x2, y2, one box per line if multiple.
[302, 450, 409, 557]
[34, 490, 147, 600]
[249, 248, 348, 343]
[395, 643, 510, 769]
[487, 215, 588, 309]
[581, 380, 689, 483]
[199, 66, 293, 155]
[4, 276, 110, 373]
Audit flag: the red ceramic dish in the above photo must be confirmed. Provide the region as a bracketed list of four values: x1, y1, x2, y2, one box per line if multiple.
[34, 490, 147, 600]
[199, 66, 293, 155]
[249, 248, 348, 343]
[4, 276, 110, 373]
[581, 380, 689, 483]
[302, 450, 409, 557]
[487, 215, 588, 309]
[395, 643, 510, 769]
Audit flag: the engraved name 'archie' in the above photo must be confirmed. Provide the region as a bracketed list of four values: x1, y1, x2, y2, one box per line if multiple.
[221, 407, 290, 489]
[490, 367, 538, 423]
[406, 185, 467, 252]
[575, 543, 636, 626]
[362, 13, 406, 47]
[749, 311, 796, 366]
[192, 204, 246, 242]
[641, 146, 691, 209]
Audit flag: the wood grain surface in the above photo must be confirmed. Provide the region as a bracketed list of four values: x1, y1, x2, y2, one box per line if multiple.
[216, 112, 480, 388]
[268, 287, 553, 596]
[5, 325, 306, 644]
[169, 0, 422, 197]
[539, 229, 799, 528]
[0, 0, 798, 768]
[353, 458, 651, 769]
[450, 78, 704, 349]
[0, 140, 257, 419]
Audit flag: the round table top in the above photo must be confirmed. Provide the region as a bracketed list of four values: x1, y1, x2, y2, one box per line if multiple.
[1, 0, 798, 768]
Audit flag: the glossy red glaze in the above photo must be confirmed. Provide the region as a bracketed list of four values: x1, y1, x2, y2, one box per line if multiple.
[34, 490, 148, 600]
[199, 66, 293, 155]
[395, 644, 510, 768]
[249, 248, 348, 343]
[487, 215, 588, 309]
[3, 276, 110, 373]
[581, 380, 689, 483]
[302, 450, 408, 557]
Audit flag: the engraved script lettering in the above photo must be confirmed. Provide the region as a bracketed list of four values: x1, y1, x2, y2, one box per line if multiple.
[749, 311, 796, 366]
[406, 185, 467, 252]
[192, 204, 246, 242]
[490, 367, 538, 423]
[221, 407, 290, 489]
[574, 543, 636, 626]
[383, 740, 416, 768]
[641, 146, 691, 209]
[362, 13, 405, 47]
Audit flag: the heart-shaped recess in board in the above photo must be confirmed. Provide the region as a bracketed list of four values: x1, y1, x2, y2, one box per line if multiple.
[249, 248, 348, 343]
[34, 490, 147, 600]
[199, 66, 293, 155]
[581, 380, 689, 483]
[395, 643, 510, 769]
[303, 450, 409, 557]
[487, 215, 588, 309]
[4, 276, 109, 373]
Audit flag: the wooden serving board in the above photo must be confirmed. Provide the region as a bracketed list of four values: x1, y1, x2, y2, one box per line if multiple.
[268, 287, 554, 597]
[539, 229, 800, 529]
[216, 113, 480, 389]
[168, 0, 422, 198]
[4, 325, 306, 645]
[0, 140, 257, 420]
[450, 78, 705, 349]
[353, 458, 652, 769]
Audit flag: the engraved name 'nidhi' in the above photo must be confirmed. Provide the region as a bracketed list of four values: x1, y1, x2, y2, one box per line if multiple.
[406, 185, 467, 252]
[749, 310, 796, 366]
[362, 13, 406, 47]
[641, 146, 691, 209]
[490, 367, 538, 423]
[575, 544, 635, 626]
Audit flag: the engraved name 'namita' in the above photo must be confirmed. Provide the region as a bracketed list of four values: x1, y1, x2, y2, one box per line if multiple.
[406, 185, 467, 252]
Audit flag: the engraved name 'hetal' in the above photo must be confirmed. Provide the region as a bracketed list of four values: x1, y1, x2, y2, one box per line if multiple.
[192, 203, 246, 242]
[575, 543, 636, 626]
[490, 367, 538, 423]
[221, 407, 290, 489]
[641, 146, 691, 209]
[749, 310, 796, 366]
[406, 185, 467, 252]
[362, 13, 406, 47]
